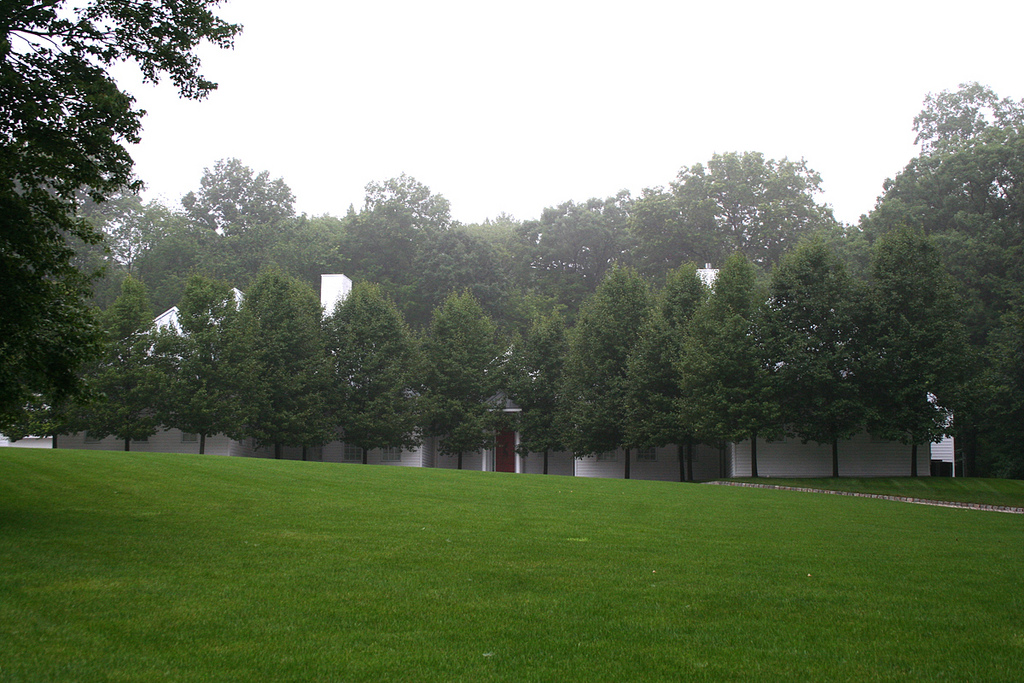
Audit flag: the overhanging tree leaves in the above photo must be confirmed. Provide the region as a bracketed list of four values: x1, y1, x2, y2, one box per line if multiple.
[0, 0, 240, 423]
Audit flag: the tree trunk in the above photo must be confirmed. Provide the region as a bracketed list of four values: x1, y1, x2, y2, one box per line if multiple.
[686, 440, 695, 482]
[910, 442, 918, 477]
[832, 438, 839, 477]
[750, 430, 758, 477]
[51, 433, 57, 449]
[275, 443, 281, 459]
[124, 438, 130, 452]
[678, 443, 685, 482]
[362, 447, 368, 465]
[302, 445, 307, 461]
[457, 452, 463, 470]
[543, 449, 549, 475]
[623, 447, 631, 480]
[199, 433, 206, 455]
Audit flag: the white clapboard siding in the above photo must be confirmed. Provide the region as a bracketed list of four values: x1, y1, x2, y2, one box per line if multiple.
[574, 449, 626, 479]
[520, 451, 576, 476]
[930, 436, 954, 463]
[433, 449, 489, 470]
[730, 432, 931, 478]
[0, 435, 52, 448]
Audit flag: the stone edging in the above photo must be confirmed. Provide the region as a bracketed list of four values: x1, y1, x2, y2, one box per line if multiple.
[705, 481, 1024, 514]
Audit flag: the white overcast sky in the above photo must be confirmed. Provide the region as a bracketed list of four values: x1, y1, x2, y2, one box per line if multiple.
[122, 0, 1024, 226]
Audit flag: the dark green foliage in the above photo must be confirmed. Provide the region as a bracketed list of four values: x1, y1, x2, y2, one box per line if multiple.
[678, 254, 779, 475]
[767, 239, 866, 476]
[513, 193, 635, 320]
[0, 0, 239, 425]
[407, 227, 510, 329]
[238, 268, 332, 454]
[562, 266, 650, 472]
[982, 307, 1024, 477]
[182, 158, 295, 236]
[865, 226, 970, 475]
[631, 152, 839, 277]
[863, 83, 1024, 475]
[76, 276, 162, 450]
[325, 281, 419, 456]
[343, 174, 451, 288]
[420, 291, 502, 466]
[157, 274, 247, 454]
[506, 311, 569, 471]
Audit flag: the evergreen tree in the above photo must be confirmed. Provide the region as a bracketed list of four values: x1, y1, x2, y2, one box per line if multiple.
[678, 254, 779, 476]
[625, 263, 707, 481]
[866, 226, 970, 476]
[562, 266, 650, 478]
[767, 239, 866, 477]
[420, 291, 502, 468]
[78, 276, 162, 451]
[239, 268, 331, 458]
[325, 281, 420, 461]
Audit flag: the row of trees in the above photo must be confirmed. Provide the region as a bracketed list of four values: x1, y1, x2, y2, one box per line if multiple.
[77, 152, 842, 330]
[18, 224, 966, 481]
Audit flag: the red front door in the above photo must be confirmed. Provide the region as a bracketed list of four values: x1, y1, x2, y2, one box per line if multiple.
[495, 429, 516, 473]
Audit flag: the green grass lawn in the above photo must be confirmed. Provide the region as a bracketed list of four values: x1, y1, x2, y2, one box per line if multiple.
[725, 476, 1024, 508]
[2, 448, 1022, 682]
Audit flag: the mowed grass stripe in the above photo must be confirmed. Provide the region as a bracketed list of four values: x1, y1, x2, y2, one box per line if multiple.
[1, 448, 1022, 682]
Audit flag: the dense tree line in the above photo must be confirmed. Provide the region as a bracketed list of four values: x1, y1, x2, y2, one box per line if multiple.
[3, 74, 1022, 477]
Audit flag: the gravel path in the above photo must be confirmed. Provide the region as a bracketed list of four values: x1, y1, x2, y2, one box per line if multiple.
[705, 481, 1024, 514]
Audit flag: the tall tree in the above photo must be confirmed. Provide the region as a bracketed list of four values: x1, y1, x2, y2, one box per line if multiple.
[325, 281, 420, 461]
[420, 291, 502, 469]
[157, 274, 247, 454]
[677, 254, 779, 477]
[631, 152, 839, 275]
[866, 226, 970, 476]
[343, 174, 452, 295]
[862, 82, 1024, 474]
[625, 264, 707, 481]
[239, 268, 331, 458]
[182, 158, 295, 236]
[77, 276, 162, 451]
[0, 0, 240, 424]
[562, 266, 649, 478]
[506, 311, 569, 474]
[767, 239, 866, 477]
[514, 192, 635, 319]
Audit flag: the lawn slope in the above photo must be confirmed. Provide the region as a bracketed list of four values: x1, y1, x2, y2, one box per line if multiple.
[1, 448, 1022, 682]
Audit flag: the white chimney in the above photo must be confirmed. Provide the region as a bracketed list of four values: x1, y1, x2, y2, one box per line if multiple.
[321, 274, 353, 313]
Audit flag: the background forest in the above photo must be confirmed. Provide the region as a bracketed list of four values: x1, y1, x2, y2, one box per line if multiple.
[8, 83, 1024, 479]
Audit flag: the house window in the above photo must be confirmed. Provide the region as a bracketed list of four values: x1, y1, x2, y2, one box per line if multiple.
[596, 451, 617, 461]
[84, 434, 102, 444]
[181, 432, 198, 443]
[381, 447, 402, 462]
[637, 447, 657, 461]
[343, 444, 363, 462]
